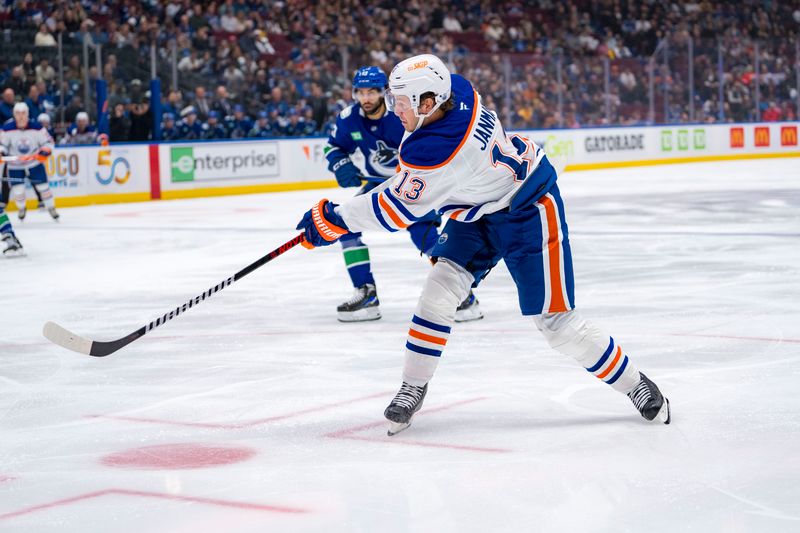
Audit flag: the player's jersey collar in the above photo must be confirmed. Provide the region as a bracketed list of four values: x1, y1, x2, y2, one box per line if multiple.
[398, 75, 477, 170]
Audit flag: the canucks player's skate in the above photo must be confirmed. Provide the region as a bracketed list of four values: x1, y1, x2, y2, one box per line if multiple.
[1, 232, 24, 257]
[337, 282, 380, 322]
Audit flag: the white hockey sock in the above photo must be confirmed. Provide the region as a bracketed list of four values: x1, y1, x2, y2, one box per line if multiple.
[534, 310, 641, 394]
[402, 259, 472, 386]
[34, 183, 55, 209]
[11, 184, 26, 210]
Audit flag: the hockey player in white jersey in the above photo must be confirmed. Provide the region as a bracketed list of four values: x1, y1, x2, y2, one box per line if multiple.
[0, 102, 59, 221]
[296, 54, 671, 435]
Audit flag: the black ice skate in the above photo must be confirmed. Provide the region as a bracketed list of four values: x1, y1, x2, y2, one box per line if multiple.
[336, 283, 380, 322]
[48, 206, 60, 221]
[627, 373, 671, 424]
[2, 233, 25, 258]
[17, 206, 26, 221]
[454, 290, 483, 322]
[384, 382, 428, 436]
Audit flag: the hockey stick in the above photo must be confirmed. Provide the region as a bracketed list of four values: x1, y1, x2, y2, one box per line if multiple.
[43, 233, 307, 357]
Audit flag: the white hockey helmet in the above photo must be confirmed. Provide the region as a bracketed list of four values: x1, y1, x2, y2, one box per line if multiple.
[13, 102, 29, 115]
[386, 54, 451, 129]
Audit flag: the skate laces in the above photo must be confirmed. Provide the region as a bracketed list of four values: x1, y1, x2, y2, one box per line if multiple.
[344, 284, 374, 306]
[392, 382, 425, 410]
[627, 379, 652, 412]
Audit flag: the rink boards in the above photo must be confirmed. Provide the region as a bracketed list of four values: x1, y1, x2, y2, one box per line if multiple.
[4, 121, 799, 209]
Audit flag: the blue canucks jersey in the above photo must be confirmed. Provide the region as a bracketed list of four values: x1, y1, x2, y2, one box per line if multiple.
[325, 103, 404, 178]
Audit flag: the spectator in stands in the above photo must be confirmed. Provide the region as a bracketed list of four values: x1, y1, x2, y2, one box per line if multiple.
[24, 85, 45, 119]
[222, 61, 245, 94]
[61, 112, 98, 145]
[212, 85, 233, 118]
[254, 29, 276, 55]
[34, 23, 57, 47]
[0, 89, 16, 124]
[6, 67, 27, 97]
[265, 86, 288, 116]
[177, 49, 203, 73]
[64, 95, 84, 125]
[161, 90, 183, 118]
[188, 86, 209, 121]
[108, 102, 130, 142]
[37, 113, 55, 139]
[65, 55, 83, 86]
[308, 82, 328, 131]
[20, 53, 36, 88]
[35, 58, 56, 87]
[128, 100, 153, 141]
[762, 101, 782, 122]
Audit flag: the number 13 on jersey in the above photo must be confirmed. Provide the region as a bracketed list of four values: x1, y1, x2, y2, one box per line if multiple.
[393, 171, 426, 202]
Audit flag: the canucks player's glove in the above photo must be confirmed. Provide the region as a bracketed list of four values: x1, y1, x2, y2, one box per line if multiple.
[296, 199, 349, 249]
[332, 158, 363, 188]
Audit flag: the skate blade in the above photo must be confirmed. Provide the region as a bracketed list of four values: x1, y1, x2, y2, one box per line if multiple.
[454, 305, 484, 323]
[3, 249, 26, 258]
[337, 307, 381, 322]
[656, 398, 671, 424]
[387, 420, 412, 436]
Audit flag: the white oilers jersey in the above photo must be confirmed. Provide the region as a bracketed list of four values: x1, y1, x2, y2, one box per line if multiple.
[0, 120, 54, 170]
[338, 74, 547, 234]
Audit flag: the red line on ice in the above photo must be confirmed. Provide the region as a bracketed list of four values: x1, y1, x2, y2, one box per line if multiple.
[87, 391, 390, 429]
[0, 488, 307, 521]
[325, 397, 513, 454]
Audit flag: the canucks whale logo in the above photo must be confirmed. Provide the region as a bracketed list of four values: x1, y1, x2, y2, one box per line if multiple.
[368, 140, 398, 176]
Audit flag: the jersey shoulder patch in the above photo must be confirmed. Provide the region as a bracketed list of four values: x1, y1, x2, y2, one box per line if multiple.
[339, 105, 354, 120]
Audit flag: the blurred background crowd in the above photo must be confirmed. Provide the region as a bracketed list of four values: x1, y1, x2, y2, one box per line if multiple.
[1, 0, 798, 144]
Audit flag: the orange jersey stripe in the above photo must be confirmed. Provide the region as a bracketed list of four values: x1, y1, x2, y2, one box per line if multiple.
[378, 193, 410, 229]
[539, 195, 568, 313]
[399, 90, 480, 171]
[597, 346, 622, 379]
[449, 209, 465, 220]
[408, 328, 448, 345]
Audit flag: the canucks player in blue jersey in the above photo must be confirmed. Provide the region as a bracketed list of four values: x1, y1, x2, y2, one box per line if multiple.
[325, 66, 482, 322]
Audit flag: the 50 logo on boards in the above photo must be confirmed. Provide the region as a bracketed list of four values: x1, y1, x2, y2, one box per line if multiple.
[170, 143, 279, 183]
[95, 148, 131, 185]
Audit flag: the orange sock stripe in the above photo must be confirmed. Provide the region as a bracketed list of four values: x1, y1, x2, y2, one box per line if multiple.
[539, 195, 567, 313]
[596, 346, 622, 380]
[408, 328, 448, 345]
[378, 193, 409, 229]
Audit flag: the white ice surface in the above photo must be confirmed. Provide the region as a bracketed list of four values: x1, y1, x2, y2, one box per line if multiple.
[1, 159, 799, 532]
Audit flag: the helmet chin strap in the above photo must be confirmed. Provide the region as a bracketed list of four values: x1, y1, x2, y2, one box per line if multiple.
[412, 100, 443, 132]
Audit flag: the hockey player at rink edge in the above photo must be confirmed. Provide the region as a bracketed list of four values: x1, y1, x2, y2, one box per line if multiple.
[297, 53, 671, 436]
[1, 157, 24, 257]
[324, 65, 482, 323]
[0, 102, 60, 224]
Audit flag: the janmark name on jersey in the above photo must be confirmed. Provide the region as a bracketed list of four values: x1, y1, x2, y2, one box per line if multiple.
[472, 106, 496, 151]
